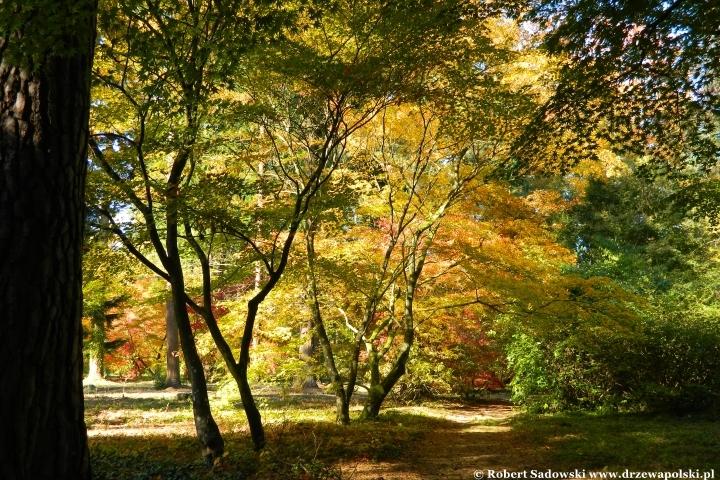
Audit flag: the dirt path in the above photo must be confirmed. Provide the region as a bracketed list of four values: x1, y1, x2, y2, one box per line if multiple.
[341, 402, 543, 480]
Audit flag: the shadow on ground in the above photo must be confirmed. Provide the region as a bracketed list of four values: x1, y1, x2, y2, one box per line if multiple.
[86, 383, 719, 479]
[87, 390, 535, 479]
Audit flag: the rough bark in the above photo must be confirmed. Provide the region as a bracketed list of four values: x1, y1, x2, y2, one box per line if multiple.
[164, 299, 182, 388]
[0, 13, 94, 479]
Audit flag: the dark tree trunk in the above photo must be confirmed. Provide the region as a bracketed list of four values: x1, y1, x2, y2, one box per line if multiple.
[238, 300, 267, 450]
[164, 299, 182, 388]
[166, 191, 224, 463]
[169, 278, 224, 463]
[0, 9, 95, 479]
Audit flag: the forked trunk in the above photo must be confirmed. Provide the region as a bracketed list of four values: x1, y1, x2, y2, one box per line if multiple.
[360, 341, 412, 420]
[169, 282, 224, 463]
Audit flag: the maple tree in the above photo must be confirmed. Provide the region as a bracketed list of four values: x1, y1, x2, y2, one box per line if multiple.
[513, 0, 720, 176]
[87, 0, 494, 453]
[292, 17, 568, 421]
[87, 0, 304, 458]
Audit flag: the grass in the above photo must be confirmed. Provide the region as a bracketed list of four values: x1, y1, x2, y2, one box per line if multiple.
[88, 390, 439, 479]
[86, 385, 720, 479]
[509, 411, 720, 471]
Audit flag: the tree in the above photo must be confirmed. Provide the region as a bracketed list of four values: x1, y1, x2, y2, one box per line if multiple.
[516, 0, 720, 173]
[87, 0, 303, 456]
[83, 283, 127, 382]
[0, 0, 95, 478]
[211, 0, 457, 430]
[552, 172, 720, 411]
[89, 0, 494, 447]
[82, 211, 135, 383]
[299, 16, 551, 420]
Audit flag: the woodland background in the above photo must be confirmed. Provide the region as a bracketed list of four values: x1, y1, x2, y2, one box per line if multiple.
[2, 0, 719, 478]
[83, 0, 720, 418]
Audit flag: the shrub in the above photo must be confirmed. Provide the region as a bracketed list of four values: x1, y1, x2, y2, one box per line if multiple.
[507, 316, 720, 413]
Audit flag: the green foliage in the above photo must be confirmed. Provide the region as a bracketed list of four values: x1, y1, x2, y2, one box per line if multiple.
[507, 173, 720, 413]
[516, 0, 720, 173]
[507, 330, 645, 412]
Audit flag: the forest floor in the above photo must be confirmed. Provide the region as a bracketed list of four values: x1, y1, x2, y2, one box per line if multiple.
[84, 380, 719, 479]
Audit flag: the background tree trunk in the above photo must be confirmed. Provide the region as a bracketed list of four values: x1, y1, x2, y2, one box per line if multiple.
[298, 321, 319, 389]
[85, 318, 105, 382]
[85, 346, 104, 382]
[164, 299, 182, 388]
[0, 8, 95, 478]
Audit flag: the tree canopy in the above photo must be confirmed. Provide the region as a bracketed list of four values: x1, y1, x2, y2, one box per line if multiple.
[515, 0, 720, 174]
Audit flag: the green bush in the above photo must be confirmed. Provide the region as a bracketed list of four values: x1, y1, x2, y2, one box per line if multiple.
[507, 317, 720, 413]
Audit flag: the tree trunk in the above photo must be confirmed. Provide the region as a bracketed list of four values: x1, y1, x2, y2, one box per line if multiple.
[343, 301, 377, 422]
[170, 281, 224, 463]
[0, 8, 95, 478]
[165, 190, 224, 463]
[84, 321, 105, 382]
[164, 299, 182, 388]
[298, 321, 319, 389]
[317, 319, 351, 424]
[360, 341, 411, 420]
[304, 223, 350, 423]
[238, 300, 267, 450]
[86, 354, 103, 382]
[361, 232, 430, 420]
